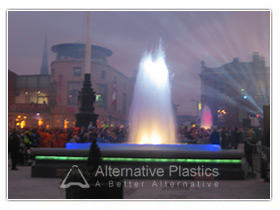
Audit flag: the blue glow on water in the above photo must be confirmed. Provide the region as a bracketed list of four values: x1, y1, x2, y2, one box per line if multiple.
[65, 143, 221, 151]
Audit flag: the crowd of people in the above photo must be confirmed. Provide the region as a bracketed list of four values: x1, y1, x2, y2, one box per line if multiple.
[8, 124, 263, 148]
[8, 125, 129, 148]
[178, 125, 262, 149]
[8, 125, 129, 169]
[8, 123, 263, 170]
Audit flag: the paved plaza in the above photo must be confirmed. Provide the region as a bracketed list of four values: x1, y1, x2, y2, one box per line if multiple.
[8, 164, 270, 199]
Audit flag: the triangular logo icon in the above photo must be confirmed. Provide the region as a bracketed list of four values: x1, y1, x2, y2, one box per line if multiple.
[60, 165, 90, 189]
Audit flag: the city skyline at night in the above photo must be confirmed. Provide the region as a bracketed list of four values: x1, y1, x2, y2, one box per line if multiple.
[8, 10, 270, 114]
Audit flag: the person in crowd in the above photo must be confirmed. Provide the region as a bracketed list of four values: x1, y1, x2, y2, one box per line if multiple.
[244, 127, 256, 173]
[31, 128, 40, 147]
[8, 128, 21, 170]
[57, 130, 67, 147]
[39, 129, 51, 147]
[78, 126, 87, 143]
[220, 127, 228, 149]
[232, 127, 241, 149]
[210, 127, 220, 144]
[69, 134, 80, 143]
[24, 129, 33, 147]
[246, 127, 257, 144]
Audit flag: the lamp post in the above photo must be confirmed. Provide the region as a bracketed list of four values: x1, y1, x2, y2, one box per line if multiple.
[75, 11, 98, 128]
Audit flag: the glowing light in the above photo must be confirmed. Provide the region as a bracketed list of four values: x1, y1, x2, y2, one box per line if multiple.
[64, 120, 68, 129]
[36, 156, 87, 161]
[256, 114, 259, 118]
[139, 132, 162, 145]
[200, 104, 213, 129]
[16, 115, 27, 128]
[38, 120, 43, 126]
[20, 120, 25, 128]
[150, 132, 162, 144]
[128, 45, 176, 144]
[35, 156, 242, 164]
[65, 142, 222, 151]
[243, 95, 248, 99]
[241, 89, 245, 92]
[198, 102, 202, 111]
[96, 94, 101, 101]
[102, 157, 242, 164]
[218, 109, 227, 115]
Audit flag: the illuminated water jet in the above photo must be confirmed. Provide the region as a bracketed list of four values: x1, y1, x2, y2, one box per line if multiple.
[200, 104, 213, 129]
[128, 46, 176, 144]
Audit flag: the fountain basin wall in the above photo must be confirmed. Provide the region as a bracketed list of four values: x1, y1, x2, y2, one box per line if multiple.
[31, 143, 245, 179]
[65, 143, 222, 152]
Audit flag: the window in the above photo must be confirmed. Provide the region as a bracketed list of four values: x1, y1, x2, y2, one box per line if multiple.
[38, 76, 50, 88]
[112, 80, 118, 111]
[51, 68, 55, 77]
[217, 80, 225, 96]
[96, 83, 107, 109]
[67, 82, 81, 105]
[14, 90, 28, 104]
[122, 93, 127, 113]
[38, 96, 48, 104]
[16, 77, 27, 88]
[101, 70, 106, 80]
[14, 90, 48, 104]
[73, 67, 81, 76]
[27, 76, 37, 88]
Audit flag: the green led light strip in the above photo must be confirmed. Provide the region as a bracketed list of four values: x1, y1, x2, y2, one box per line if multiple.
[36, 156, 88, 161]
[35, 156, 241, 163]
[102, 157, 241, 163]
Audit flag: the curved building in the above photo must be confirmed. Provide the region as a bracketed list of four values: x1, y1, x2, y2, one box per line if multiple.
[49, 43, 134, 128]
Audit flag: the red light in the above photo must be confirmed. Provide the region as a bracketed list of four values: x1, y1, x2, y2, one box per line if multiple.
[256, 114, 259, 118]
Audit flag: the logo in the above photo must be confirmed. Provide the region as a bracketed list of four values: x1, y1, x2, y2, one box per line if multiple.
[60, 165, 90, 189]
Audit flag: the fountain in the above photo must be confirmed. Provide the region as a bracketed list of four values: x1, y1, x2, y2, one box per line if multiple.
[128, 46, 176, 144]
[200, 104, 213, 129]
[31, 45, 244, 180]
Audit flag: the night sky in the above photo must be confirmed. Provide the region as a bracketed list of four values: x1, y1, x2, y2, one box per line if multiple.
[8, 11, 270, 114]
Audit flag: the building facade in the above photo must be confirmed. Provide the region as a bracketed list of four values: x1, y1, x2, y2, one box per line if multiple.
[200, 52, 270, 128]
[8, 43, 134, 129]
[8, 71, 50, 128]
